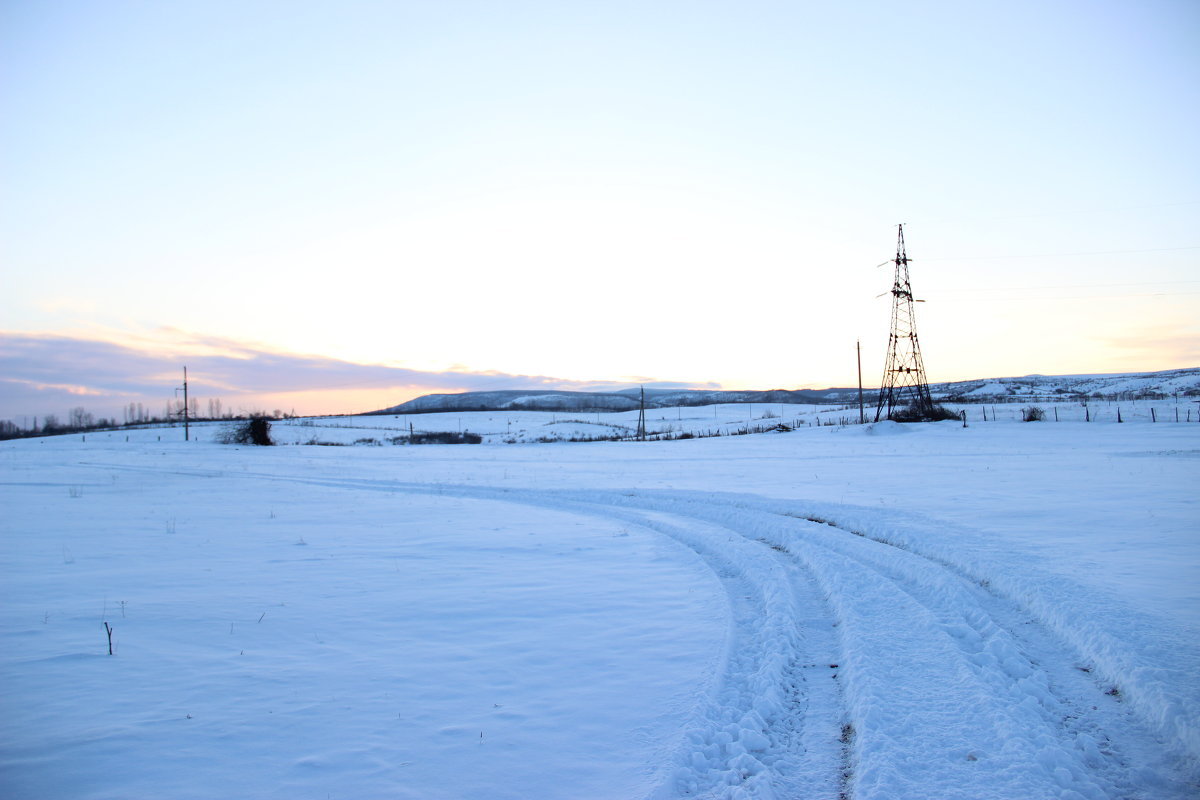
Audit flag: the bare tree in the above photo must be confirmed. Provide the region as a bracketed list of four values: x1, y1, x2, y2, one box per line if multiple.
[69, 407, 95, 429]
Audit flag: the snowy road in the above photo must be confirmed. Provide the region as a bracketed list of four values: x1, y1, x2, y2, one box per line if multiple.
[3, 420, 1197, 799]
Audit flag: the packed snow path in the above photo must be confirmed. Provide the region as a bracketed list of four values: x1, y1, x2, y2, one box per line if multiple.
[112, 460, 1197, 800]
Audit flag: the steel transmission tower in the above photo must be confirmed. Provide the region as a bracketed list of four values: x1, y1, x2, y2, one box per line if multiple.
[636, 386, 647, 441]
[875, 224, 935, 421]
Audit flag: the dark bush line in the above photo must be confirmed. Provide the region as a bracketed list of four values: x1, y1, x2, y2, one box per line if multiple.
[888, 403, 960, 423]
[396, 431, 482, 445]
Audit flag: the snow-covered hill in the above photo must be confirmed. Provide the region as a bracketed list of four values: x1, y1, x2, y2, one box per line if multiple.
[373, 387, 837, 415]
[373, 368, 1200, 415]
[933, 367, 1200, 402]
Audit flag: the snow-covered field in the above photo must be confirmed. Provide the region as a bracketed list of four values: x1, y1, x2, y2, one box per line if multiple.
[2, 408, 1197, 799]
[108, 396, 1197, 446]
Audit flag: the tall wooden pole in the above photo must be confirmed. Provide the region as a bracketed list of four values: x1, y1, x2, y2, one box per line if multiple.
[857, 340, 865, 424]
[183, 366, 189, 441]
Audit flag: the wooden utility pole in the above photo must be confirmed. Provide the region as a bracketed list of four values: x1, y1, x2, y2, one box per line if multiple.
[176, 367, 190, 441]
[857, 340, 865, 424]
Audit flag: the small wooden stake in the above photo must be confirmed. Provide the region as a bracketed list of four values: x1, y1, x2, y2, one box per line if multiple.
[103, 621, 113, 655]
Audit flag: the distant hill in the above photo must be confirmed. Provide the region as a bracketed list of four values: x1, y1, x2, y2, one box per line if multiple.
[371, 388, 843, 415]
[929, 368, 1200, 402]
[369, 368, 1200, 415]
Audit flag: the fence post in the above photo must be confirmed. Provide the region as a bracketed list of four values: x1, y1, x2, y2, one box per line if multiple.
[1151, 408, 1157, 423]
[1117, 407, 1123, 423]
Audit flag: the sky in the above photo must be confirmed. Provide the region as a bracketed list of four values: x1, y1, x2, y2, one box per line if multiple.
[2, 0, 1198, 422]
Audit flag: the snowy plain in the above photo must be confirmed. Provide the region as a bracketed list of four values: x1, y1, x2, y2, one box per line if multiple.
[1, 404, 1197, 799]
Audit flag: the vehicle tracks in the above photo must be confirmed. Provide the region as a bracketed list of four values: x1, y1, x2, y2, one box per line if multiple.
[81, 463, 1197, 798]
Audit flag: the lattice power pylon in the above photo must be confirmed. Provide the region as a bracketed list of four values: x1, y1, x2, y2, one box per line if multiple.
[875, 224, 935, 421]
[636, 385, 647, 441]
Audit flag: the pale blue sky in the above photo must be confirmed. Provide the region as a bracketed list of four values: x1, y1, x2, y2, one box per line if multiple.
[2, 1, 1198, 418]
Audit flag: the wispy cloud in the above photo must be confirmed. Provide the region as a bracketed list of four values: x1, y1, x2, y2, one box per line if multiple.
[0, 330, 714, 420]
[1096, 324, 1200, 368]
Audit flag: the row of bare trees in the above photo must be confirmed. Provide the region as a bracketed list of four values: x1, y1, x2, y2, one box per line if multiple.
[0, 397, 297, 440]
[4, 361, 304, 440]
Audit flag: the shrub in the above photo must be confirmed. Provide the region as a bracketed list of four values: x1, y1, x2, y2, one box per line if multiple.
[1022, 406, 1046, 422]
[219, 416, 274, 445]
[889, 403, 959, 422]
[400, 431, 482, 445]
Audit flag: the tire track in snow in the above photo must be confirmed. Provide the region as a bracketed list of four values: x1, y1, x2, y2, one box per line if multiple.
[757, 513, 1132, 800]
[764, 511, 1189, 800]
[433, 486, 1195, 799]
[562, 493, 1105, 799]
[316, 480, 1191, 798]
[80, 463, 1197, 798]
[610, 508, 845, 800]
[595, 493, 1195, 800]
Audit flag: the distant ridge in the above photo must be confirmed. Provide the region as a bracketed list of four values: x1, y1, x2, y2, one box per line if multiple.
[371, 388, 841, 415]
[369, 368, 1200, 415]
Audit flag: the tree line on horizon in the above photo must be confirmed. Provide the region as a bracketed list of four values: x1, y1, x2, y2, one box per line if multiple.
[0, 398, 299, 441]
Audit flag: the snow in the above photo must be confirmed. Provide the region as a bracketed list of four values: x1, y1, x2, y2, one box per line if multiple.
[931, 368, 1200, 403]
[965, 382, 1011, 396]
[2, 409, 1198, 798]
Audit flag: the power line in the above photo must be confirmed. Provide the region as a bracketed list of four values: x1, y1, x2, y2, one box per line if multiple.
[933, 290, 1200, 302]
[936, 279, 1200, 293]
[923, 245, 1200, 261]
[903, 199, 1200, 227]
